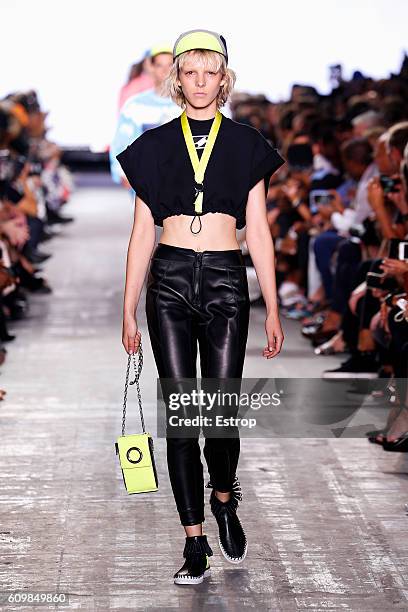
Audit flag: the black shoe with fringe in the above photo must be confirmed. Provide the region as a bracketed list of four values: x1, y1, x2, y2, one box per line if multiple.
[173, 534, 213, 585]
[207, 475, 248, 563]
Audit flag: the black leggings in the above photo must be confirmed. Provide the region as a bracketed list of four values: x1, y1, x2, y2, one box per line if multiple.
[145, 243, 250, 526]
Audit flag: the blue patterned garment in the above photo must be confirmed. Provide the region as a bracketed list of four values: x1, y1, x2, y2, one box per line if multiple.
[109, 88, 180, 187]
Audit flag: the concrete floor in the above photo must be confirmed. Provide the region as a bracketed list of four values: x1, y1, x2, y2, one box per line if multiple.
[1, 183, 408, 611]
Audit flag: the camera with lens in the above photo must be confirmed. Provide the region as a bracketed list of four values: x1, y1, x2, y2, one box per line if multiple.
[366, 271, 401, 291]
[389, 238, 408, 262]
[379, 174, 401, 194]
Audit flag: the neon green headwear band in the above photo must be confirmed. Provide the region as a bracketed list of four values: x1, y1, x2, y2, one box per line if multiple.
[149, 44, 173, 59]
[173, 29, 228, 64]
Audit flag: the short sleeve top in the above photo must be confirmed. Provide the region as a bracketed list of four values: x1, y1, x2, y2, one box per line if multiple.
[115, 113, 286, 229]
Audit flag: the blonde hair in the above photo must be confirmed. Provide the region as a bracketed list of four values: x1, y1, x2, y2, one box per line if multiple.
[160, 49, 236, 109]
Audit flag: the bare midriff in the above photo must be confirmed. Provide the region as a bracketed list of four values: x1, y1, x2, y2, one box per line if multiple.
[159, 212, 241, 252]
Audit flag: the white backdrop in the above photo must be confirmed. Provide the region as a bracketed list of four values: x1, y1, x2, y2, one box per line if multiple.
[1, 0, 407, 150]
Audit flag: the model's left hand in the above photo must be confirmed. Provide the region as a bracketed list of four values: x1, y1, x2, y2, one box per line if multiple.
[263, 313, 284, 358]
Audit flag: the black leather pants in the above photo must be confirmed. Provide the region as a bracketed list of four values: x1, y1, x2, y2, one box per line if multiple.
[145, 243, 250, 526]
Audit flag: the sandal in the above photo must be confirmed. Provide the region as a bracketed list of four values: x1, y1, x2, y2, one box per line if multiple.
[314, 331, 348, 356]
[382, 432, 408, 452]
[366, 428, 388, 445]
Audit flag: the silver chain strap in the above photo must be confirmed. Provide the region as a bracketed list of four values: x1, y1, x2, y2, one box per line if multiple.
[122, 339, 144, 437]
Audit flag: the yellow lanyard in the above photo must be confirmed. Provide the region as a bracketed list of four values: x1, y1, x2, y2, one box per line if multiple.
[180, 110, 223, 216]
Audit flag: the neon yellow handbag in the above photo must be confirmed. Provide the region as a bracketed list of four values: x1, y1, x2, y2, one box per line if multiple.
[115, 340, 159, 494]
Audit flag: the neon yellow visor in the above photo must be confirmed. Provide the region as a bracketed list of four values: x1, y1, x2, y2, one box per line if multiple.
[149, 44, 173, 59]
[173, 29, 228, 64]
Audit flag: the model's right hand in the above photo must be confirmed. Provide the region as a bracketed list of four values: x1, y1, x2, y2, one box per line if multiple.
[122, 315, 141, 354]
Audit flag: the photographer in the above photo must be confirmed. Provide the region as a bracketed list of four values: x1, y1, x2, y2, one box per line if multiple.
[306, 132, 401, 353]
[321, 125, 408, 377]
[366, 139, 408, 449]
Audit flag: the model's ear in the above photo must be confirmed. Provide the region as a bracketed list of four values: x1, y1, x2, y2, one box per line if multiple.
[176, 66, 182, 88]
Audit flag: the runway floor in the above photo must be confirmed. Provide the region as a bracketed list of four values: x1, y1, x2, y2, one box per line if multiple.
[1, 182, 408, 611]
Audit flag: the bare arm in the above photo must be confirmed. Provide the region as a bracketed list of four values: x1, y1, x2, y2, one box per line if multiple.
[122, 196, 156, 353]
[245, 179, 284, 359]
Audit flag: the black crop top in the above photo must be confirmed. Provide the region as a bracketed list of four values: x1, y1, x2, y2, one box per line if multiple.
[116, 113, 286, 229]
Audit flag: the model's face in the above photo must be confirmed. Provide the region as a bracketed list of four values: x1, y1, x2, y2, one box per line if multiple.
[150, 53, 173, 85]
[177, 58, 225, 110]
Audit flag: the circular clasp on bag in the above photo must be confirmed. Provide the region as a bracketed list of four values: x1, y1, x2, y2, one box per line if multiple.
[126, 446, 143, 464]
